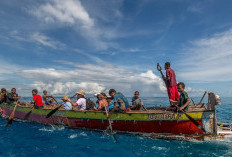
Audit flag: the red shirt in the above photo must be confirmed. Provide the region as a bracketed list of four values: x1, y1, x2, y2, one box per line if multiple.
[33, 95, 44, 106]
[166, 68, 177, 87]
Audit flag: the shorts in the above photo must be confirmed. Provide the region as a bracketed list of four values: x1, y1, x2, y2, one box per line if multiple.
[45, 101, 52, 105]
[167, 86, 180, 101]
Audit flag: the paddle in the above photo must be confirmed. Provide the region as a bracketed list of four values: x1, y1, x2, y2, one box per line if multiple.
[45, 94, 76, 118]
[103, 100, 118, 143]
[23, 98, 34, 120]
[46, 104, 63, 118]
[5, 101, 18, 127]
[175, 105, 206, 133]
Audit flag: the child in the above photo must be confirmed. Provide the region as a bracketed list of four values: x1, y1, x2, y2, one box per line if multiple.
[170, 82, 191, 111]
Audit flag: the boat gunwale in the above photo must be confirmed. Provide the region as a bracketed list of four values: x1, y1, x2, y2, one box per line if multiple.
[0, 103, 211, 114]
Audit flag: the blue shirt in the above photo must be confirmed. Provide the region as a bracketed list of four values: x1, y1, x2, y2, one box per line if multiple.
[112, 92, 129, 109]
[108, 102, 114, 110]
[64, 102, 72, 110]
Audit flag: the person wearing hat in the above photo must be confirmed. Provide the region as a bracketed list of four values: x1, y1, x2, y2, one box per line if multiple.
[68, 89, 86, 110]
[62, 96, 72, 110]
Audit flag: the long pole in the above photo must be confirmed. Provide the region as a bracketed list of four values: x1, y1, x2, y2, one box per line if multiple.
[103, 100, 118, 143]
[156, 63, 206, 133]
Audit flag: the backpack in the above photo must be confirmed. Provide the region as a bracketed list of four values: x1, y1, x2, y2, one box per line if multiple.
[85, 98, 95, 110]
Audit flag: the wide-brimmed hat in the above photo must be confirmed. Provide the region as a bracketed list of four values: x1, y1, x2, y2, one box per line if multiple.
[76, 89, 85, 96]
[62, 96, 69, 101]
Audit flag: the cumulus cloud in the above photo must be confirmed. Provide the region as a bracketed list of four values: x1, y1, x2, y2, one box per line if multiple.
[30, 81, 105, 95]
[17, 62, 167, 96]
[177, 28, 232, 82]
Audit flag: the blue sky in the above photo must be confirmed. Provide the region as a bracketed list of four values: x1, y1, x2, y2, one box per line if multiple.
[0, 0, 232, 97]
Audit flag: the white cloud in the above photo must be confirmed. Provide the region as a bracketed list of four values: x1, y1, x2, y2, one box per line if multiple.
[30, 32, 64, 49]
[29, 0, 109, 50]
[177, 28, 232, 82]
[30, 81, 105, 95]
[17, 62, 166, 96]
[10, 31, 64, 49]
[32, 0, 94, 28]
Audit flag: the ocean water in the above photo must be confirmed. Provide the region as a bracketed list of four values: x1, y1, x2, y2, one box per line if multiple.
[0, 97, 232, 157]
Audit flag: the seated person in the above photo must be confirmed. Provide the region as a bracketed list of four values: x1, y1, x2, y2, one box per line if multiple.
[7, 88, 26, 105]
[68, 89, 86, 110]
[170, 82, 191, 111]
[42, 90, 54, 105]
[0, 88, 8, 103]
[32, 89, 44, 109]
[131, 91, 147, 111]
[61, 96, 72, 110]
[97, 93, 109, 111]
[109, 89, 130, 112]
[93, 93, 100, 110]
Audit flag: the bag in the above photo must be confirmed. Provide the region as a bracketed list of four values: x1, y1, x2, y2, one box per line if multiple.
[86, 98, 95, 110]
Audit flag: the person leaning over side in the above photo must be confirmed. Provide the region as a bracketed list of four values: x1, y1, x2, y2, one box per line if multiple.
[109, 89, 130, 112]
[97, 93, 109, 111]
[131, 91, 147, 111]
[68, 89, 86, 110]
[170, 82, 191, 111]
[32, 89, 44, 109]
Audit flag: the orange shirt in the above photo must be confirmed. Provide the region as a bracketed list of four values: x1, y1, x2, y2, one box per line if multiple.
[98, 99, 108, 110]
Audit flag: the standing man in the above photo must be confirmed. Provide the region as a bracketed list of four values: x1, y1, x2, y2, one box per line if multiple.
[157, 62, 179, 103]
[68, 89, 86, 110]
[32, 89, 44, 109]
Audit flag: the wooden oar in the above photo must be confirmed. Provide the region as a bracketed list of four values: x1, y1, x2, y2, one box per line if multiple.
[175, 105, 206, 133]
[24, 107, 34, 120]
[23, 98, 34, 120]
[156, 63, 206, 133]
[103, 100, 118, 143]
[5, 101, 18, 127]
[46, 96, 69, 118]
[70, 93, 77, 99]
[52, 97, 70, 127]
[46, 104, 63, 118]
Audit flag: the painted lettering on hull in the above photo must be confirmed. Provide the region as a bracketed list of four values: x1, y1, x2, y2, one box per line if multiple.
[148, 113, 183, 120]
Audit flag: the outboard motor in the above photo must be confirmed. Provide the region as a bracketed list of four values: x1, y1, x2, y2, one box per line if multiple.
[207, 92, 221, 110]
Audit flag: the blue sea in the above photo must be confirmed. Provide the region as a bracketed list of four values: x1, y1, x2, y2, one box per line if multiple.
[0, 97, 232, 157]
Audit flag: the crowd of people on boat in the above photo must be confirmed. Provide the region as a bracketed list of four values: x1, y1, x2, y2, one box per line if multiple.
[0, 87, 147, 112]
[0, 62, 191, 112]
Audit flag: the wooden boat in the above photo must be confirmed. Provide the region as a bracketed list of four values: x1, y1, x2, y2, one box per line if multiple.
[1, 92, 231, 140]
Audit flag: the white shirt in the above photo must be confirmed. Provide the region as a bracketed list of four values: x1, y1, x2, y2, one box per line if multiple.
[76, 98, 86, 110]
